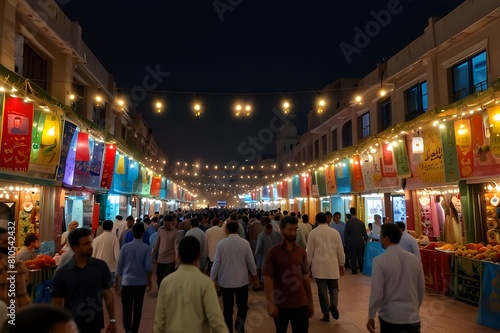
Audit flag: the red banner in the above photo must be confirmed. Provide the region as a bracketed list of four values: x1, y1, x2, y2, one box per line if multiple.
[325, 165, 337, 194]
[381, 143, 397, 177]
[75, 132, 90, 161]
[150, 176, 161, 197]
[100, 144, 116, 189]
[300, 172, 311, 197]
[351, 155, 365, 192]
[0, 96, 34, 172]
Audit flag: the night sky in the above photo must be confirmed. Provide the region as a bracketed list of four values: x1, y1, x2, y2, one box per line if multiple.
[60, 0, 464, 167]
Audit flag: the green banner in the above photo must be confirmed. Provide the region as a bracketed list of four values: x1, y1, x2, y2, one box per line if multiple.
[393, 137, 411, 178]
[440, 123, 460, 182]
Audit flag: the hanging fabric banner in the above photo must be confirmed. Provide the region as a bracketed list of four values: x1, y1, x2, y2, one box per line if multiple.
[150, 176, 161, 198]
[0, 95, 34, 172]
[439, 122, 460, 182]
[57, 121, 77, 182]
[300, 172, 310, 197]
[272, 183, 278, 200]
[269, 185, 274, 200]
[127, 161, 139, 182]
[166, 179, 173, 199]
[111, 154, 132, 194]
[63, 128, 79, 186]
[73, 137, 96, 187]
[336, 159, 352, 193]
[140, 168, 152, 196]
[262, 186, 270, 200]
[392, 136, 411, 178]
[287, 178, 293, 199]
[406, 127, 446, 188]
[469, 113, 500, 177]
[100, 143, 117, 189]
[311, 170, 320, 197]
[317, 168, 327, 197]
[160, 177, 167, 199]
[325, 165, 337, 194]
[361, 154, 377, 191]
[381, 144, 398, 177]
[28, 112, 62, 179]
[75, 132, 90, 161]
[454, 118, 474, 178]
[292, 175, 301, 198]
[351, 155, 365, 192]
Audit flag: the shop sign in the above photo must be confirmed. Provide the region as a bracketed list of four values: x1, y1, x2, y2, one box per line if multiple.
[0, 95, 34, 172]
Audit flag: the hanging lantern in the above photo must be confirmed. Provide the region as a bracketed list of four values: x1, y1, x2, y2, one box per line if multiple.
[487, 105, 500, 134]
[75, 132, 90, 161]
[116, 154, 125, 174]
[412, 136, 424, 154]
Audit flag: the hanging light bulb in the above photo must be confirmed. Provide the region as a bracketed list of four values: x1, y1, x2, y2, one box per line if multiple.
[155, 101, 163, 116]
[245, 105, 252, 116]
[95, 95, 102, 103]
[69, 93, 76, 100]
[193, 94, 202, 118]
[355, 95, 362, 103]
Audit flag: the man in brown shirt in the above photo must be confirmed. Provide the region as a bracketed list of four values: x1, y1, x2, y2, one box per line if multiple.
[263, 216, 314, 333]
[152, 215, 179, 289]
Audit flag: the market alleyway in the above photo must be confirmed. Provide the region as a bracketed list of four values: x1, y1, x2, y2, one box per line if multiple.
[102, 269, 495, 333]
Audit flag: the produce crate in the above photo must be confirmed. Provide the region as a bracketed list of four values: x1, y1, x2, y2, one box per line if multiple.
[451, 256, 483, 305]
[419, 249, 452, 295]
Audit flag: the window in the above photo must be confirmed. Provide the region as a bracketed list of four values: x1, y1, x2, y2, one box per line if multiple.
[406, 82, 427, 121]
[290, 144, 293, 150]
[342, 121, 352, 148]
[308, 145, 313, 163]
[450, 50, 487, 103]
[314, 140, 319, 160]
[92, 103, 106, 129]
[359, 112, 370, 139]
[331, 129, 338, 152]
[302, 147, 306, 162]
[321, 134, 327, 157]
[72, 83, 85, 115]
[379, 98, 391, 131]
[23, 44, 48, 91]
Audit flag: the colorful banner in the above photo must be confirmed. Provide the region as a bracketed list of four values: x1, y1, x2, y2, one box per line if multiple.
[262, 185, 270, 200]
[351, 155, 365, 192]
[454, 118, 474, 178]
[28, 112, 62, 179]
[406, 128, 446, 188]
[300, 172, 310, 197]
[100, 144, 117, 189]
[324, 165, 337, 194]
[381, 144, 397, 177]
[110, 153, 133, 194]
[478, 261, 500, 330]
[73, 141, 105, 188]
[57, 121, 78, 182]
[140, 167, 152, 196]
[311, 170, 319, 197]
[336, 159, 352, 193]
[0, 95, 34, 172]
[361, 151, 399, 191]
[160, 177, 167, 199]
[469, 113, 500, 177]
[439, 122, 460, 182]
[317, 168, 326, 197]
[63, 127, 79, 186]
[292, 175, 301, 197]
[392, 137, 411, 178]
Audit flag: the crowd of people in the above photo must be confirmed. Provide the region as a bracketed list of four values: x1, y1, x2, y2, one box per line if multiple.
[0, 206, 425, 333]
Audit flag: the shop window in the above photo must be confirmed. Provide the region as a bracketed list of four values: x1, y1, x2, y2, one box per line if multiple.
[23, 44, 48, 92]
[308, 144, 313, 162]
[406, 82, 428, 121]
[450, 50, 487, 103]
[302, 147, 306, 162]
[379, 98, 391, 131]
[359, 112, 370, 139]
[342, 121, 352, 148]
[331, 129, 338, 152]
[72, 83, 85, 115]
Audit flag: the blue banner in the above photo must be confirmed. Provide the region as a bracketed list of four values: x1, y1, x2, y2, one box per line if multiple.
[57, 121, 77, 182]
[336, 159, 352, 194]
[292, 175, 301, 198]
[478, 261, 500, 330]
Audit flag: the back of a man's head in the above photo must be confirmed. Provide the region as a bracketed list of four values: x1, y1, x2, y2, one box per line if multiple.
[396, 221, 406, 231]
[102, 220, 113, 231]
[381, 223, 402, 244]
[179, 236, 200, 264]
[350, 207, 357, 216]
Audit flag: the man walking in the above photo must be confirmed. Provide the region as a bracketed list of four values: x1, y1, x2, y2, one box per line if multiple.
[329, 211, 350, 268]
[367, 223, 425, 333]
[307, 212, 345, 322]
[154, 236, 227, 333]
[152, 215, 179, 289]
[52, 228, 116, 333]
[263, 216, 314, 333]
[396, 222, 421, 261]
[115, 222, 153, 333]
[92, 219, 120, 282]
[344, 207, 368, 274]
[210, 221, 259, 333]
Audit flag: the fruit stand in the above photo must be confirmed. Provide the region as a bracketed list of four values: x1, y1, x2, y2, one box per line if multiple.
[24, 254, 57, 303]
[420, 248, 452, 295]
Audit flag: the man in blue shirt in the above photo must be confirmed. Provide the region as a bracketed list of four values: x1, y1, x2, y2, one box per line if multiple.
[329, 211, 350, 268]
[51, 228, 117, 333]
[115, 222, 153, 333]
[210, 221, 259, 333]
